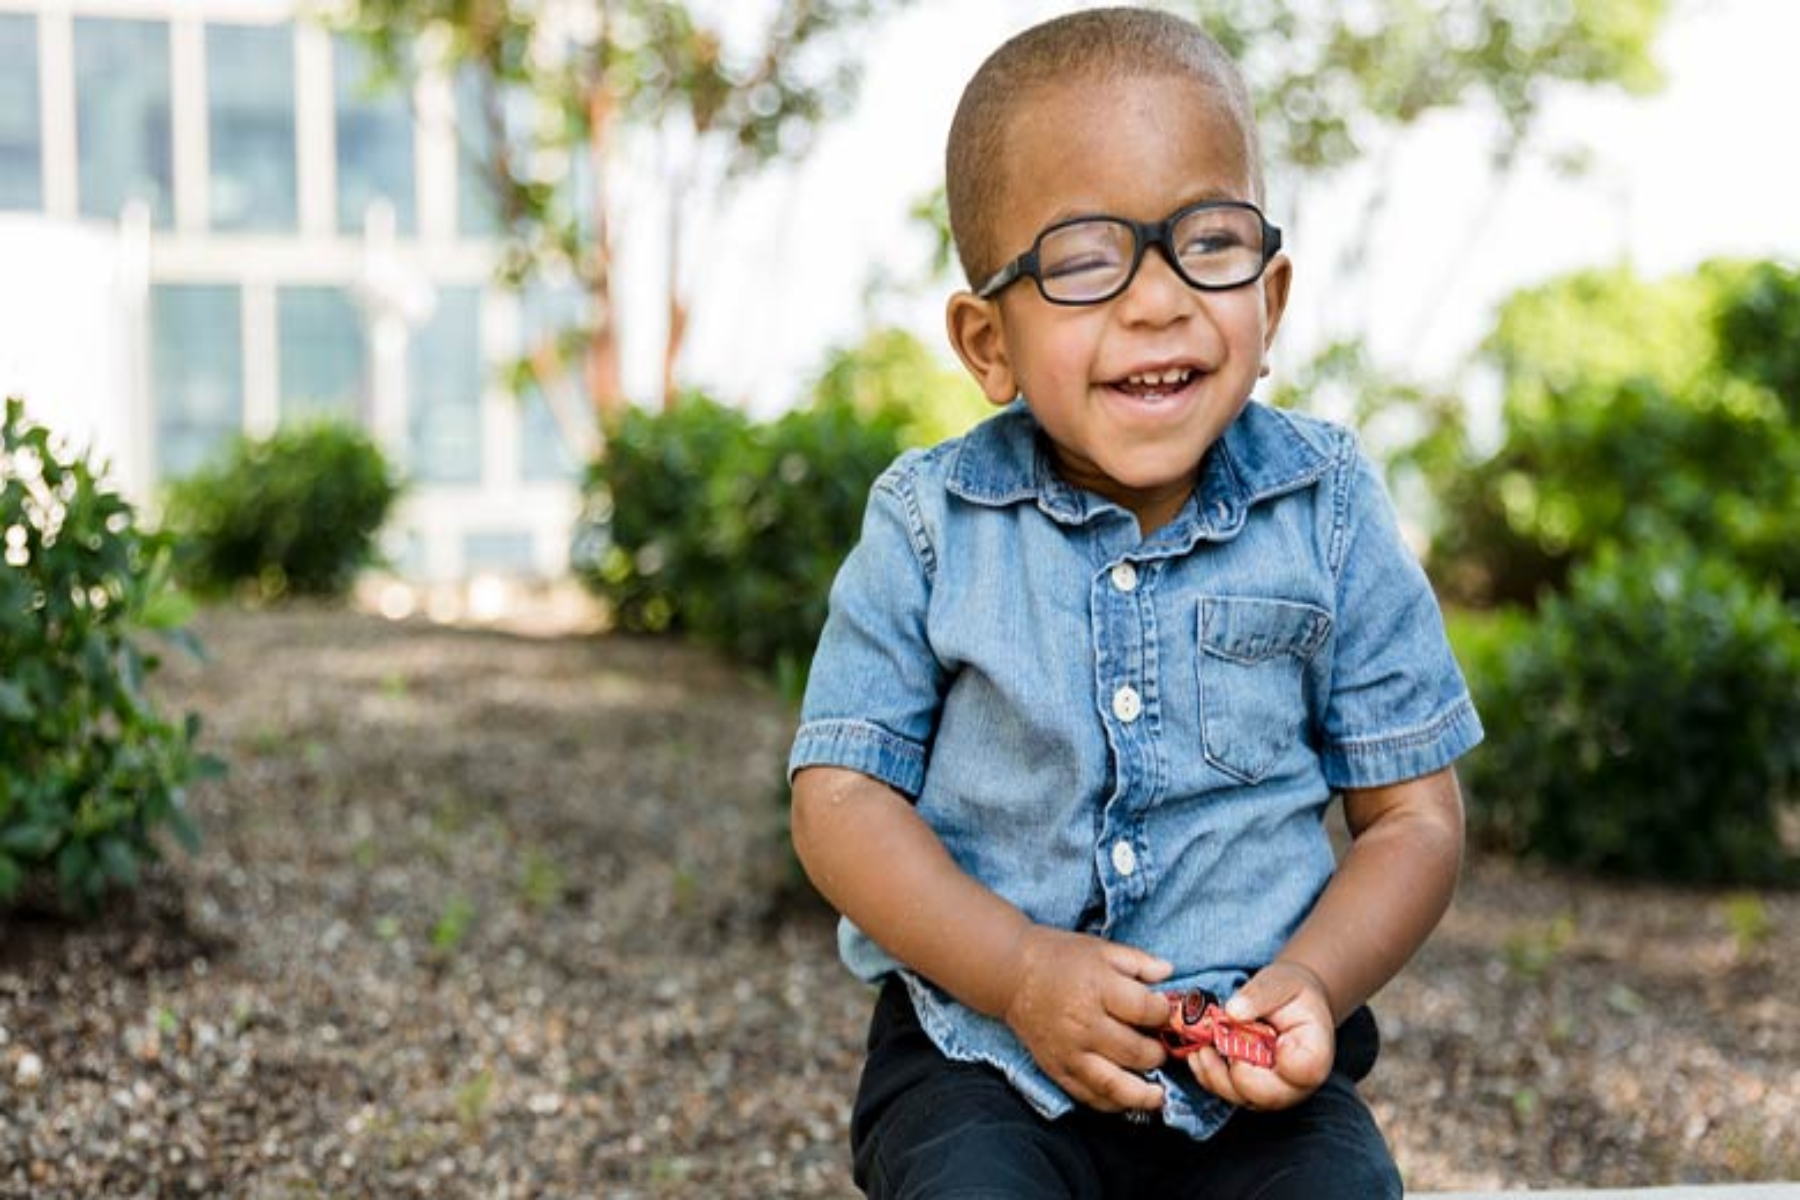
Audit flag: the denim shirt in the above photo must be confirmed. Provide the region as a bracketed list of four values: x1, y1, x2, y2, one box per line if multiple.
[789, 400, 1482, 1140]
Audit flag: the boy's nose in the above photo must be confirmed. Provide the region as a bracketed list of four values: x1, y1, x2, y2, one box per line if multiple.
[1114, 244, 1198, 325]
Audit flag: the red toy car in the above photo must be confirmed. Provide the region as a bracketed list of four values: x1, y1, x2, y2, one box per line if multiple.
[1159, 989, 1278, 1068]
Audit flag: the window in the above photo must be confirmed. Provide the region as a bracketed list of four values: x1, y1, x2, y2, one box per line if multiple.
[0, 15, 42, 211]
[207, 23, 296, 232]
[455, 67, 502, 238]
[74, 18, 173, 226]
[408, 285, 482, 482]
[152, 284, 243, 476]
[519, 284, 586, 482]
[464, 531, 536, 573]
[278, 286, 366, 422]
[335, 36, 414, 235]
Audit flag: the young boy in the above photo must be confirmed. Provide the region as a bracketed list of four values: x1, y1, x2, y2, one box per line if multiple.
[789, 8, 1482, 1197]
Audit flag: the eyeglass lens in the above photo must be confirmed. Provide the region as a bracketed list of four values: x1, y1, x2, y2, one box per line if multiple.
[1037, 205, 1268, 302]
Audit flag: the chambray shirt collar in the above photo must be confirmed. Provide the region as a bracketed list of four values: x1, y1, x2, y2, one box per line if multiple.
[945, 399, 1332, 542]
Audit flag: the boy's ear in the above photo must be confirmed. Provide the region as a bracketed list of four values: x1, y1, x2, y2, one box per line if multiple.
[1260, 253, 1293, 357]
[945, 291, 1019, 406]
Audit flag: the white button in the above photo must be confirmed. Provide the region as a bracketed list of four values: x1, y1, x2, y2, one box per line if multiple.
[1110, 562, 1138, 593]
[1111, 840, 1138, 876]
[1111, 685, 1142, 723]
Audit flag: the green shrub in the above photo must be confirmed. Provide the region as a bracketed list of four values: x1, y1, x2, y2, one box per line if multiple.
[574, 390, 908, 697]
[1462, 543, 1800, 884]
[0, 397, 211, 910]
[1425, 260, 1800, 605]
[573, 393, 751, 636]
[811, 327, 989, 447]
[162, 420, 401, 600]
[691, 392, 909, 693]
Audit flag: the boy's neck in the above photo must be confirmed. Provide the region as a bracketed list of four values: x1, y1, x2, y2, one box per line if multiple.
[1046, 451, 1197, 538]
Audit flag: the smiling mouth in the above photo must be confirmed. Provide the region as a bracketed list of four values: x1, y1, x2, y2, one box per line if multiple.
[1111, 366, 1198, 398]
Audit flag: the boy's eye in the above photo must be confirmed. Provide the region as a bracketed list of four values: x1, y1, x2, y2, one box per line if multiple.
[1179, 228, 1247, 259]
[1039, 221, 1130, 280]
[1043, 249, 1124, 279]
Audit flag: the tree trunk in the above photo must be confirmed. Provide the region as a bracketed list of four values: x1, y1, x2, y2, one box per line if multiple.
[585, 85, 626, 418]
[661, 163, 690, 410]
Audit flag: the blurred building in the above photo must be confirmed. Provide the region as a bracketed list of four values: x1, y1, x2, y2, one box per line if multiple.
[0, 0, 591, 582]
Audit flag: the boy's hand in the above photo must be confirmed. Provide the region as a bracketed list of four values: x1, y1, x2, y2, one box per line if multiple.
[1000, 925, 1174, 1114]
[1186, 960, 1334, 1110]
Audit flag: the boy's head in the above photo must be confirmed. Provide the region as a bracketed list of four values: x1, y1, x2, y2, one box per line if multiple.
[946, 7, 1264, 290]
[943, 3, 1296, 528]
[941, 6, 1290, 536]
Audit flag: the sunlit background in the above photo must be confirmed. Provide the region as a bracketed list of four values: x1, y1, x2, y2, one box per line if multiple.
[677, 0, 1800, 416]
[3, 7, 1798, 1184]
[2, 0, 1796, 589]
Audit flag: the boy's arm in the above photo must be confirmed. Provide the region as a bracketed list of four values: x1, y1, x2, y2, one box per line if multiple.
[791, 765, 1175, 1113]
[1188, 765, 1464, 1110]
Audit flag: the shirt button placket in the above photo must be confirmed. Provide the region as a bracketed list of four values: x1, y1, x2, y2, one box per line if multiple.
[1100, 556, 1147, 903]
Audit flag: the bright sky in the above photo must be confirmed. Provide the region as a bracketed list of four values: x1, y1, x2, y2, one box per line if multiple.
[643, 0, 1800, 418]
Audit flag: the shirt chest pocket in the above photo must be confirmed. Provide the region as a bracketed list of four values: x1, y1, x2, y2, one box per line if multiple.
[1196, 596, 1333, 784]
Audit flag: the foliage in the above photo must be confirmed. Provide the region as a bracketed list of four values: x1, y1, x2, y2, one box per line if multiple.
[1187, 0, 1667, 172]
[1715, 259, 1800, 414]
[574, 392, 751, 636]
[574, 331, 972, 693]
[575, 387, 907, 700]
[809, 327, 989, 448]
[689, 391, 909, 696]
[0, 396, 211, 911]
[914, 0, 1669, 285]
[1461, 544, 1800, 884]
[332, 0, 902, 410]
[1426, 261, 1800, 605]
[161, 421, 402, 602]
[1418, 260, 1800, 884]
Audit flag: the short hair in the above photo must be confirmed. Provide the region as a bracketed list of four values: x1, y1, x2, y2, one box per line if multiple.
[945, 7, 1264, 288]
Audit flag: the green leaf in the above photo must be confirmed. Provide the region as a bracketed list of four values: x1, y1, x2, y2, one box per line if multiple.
[0, 851, 20, 900]
[0, 822, 62, 858]
[165, 803, 204, 855]
[0, 680, 32, 722]
[55, 839, 94, 895]
[97, 836, 140, 887]
[139, 585, 196, 632]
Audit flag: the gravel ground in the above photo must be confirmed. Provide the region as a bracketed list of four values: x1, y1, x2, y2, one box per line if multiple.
[1, 606, 1795, 1197]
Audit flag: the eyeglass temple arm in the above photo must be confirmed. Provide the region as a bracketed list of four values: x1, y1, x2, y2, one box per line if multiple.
[976, 257, 1026, 300]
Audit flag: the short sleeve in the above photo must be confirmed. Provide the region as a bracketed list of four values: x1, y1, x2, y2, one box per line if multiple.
[787, 465, 947, 798]
[1318, 445, 1483, 790]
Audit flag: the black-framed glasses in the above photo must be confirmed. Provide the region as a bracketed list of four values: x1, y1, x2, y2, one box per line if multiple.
[975, 199, 1282, 306]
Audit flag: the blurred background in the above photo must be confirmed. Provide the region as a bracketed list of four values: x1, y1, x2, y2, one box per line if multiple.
[3, 0, 1795, 584]
[3, 5, 1797, 1188]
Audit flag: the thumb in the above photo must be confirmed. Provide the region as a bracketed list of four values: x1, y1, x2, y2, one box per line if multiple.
[1225, 970, 1297, 1022]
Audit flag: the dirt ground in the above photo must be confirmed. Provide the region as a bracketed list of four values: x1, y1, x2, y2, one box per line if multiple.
[1, 606, 1795, 1197]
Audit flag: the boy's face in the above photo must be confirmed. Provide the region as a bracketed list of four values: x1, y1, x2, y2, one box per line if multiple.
[947, 73, 1291, 534]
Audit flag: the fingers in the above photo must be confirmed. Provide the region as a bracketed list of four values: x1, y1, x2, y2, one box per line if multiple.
[1224, 968, 1299, 1024]
[1186, 1046, 1308, 1111]
[1098, 1017, 1168, 1075]
[1226, 959, 1332, 1024]
[1103, 972, 1178, 1032]
[1057, 1052, 1167, 1113]
[1102, 941, 1174, 985]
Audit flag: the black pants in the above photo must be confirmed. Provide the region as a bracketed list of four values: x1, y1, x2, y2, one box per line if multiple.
[850, 980, 1402, 1200]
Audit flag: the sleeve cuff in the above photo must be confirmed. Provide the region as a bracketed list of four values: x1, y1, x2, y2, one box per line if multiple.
[1321, 696, 1484, 791]
[787, 718, 928, 799]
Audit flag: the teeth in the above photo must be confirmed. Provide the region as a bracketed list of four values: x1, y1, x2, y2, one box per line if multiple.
[1125, 368, 1192, 387]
